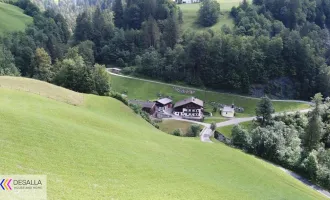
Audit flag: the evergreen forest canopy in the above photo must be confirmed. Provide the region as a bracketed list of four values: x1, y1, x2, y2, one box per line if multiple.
[1, 0, 330, 100]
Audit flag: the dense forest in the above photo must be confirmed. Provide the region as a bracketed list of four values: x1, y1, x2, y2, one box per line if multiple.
[1, 0, 330, 99]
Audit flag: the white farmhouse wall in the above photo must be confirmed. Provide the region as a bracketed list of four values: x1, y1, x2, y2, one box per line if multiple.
[221, 111, 234, 118]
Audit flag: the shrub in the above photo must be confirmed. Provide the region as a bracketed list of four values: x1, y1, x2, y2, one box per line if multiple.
[172, 129, 182, 136]
[232, 125, 251, 150]
[121, 67, 135, 75]
[186, 124, 201, 137]
[210, 122, 216, 131]
[109, 91, 128, 105]
[129, 103, 140, 114]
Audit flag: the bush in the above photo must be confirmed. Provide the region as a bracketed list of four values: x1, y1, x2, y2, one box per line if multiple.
[129, 103, 140, 114]
[198, 0, 220, 27]
[109, 91, 128, 105]
[210, 122, 216, 131]
[232, 125, 251, 150]
[186, 124, 201, 137]
[172, 129, 182, 136]
[121, 67, 135, 75]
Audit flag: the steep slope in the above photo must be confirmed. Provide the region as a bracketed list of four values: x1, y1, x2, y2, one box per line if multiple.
[0, 2, 32, 35]
[0, 77, 326, 199]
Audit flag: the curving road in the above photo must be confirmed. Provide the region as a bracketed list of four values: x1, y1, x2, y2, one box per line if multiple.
[216, 109, 311, 128]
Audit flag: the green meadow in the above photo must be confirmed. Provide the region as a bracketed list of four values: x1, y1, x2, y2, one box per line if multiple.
[110, 74, 310, 117]
[0, 76, 325, 199]
[158, 119, 197, 135]
[178, 0, 251, 31]
[0, 2, 32, 35]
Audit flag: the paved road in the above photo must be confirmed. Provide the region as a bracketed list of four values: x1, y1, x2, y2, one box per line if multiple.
[107, 69, 312, 104]
[200, 127, 213, 143]
[216, 109, 311, 128]
[274, 163, 330, 199]
[162, 117, 209, 127]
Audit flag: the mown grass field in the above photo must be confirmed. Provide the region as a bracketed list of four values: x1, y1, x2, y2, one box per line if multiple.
[110, 74, 310, 117]
[0, 2, 32, 35]
[0, 77, 325, 199]
[204, 117, 228, 123]
[158, 119, 199, 135]
[178, 0, 251, 31]
[217, 121, 254, 138]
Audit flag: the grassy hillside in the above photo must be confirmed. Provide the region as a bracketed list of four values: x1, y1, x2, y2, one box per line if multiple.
[0, 2, 32, 35]
[110, 74, 310, 117]
[179, 0, 251, 31]
[0, 77, 325, 199]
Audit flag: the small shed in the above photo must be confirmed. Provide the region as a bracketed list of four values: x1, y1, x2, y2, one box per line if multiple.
[129, 100, 156, 115]
[221, 106, 235, 118]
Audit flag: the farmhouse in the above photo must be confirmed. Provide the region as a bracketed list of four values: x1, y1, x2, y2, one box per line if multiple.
[173, 97, 203, 120]
[155, 98, 173, 111]
[128, 100, 156, 115]
[221, 106, 235, 118]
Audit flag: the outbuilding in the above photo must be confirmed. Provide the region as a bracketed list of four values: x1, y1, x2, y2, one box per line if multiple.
[155, 98, 173, 111]
[129, 100, 156, 115]
[221, 106, 235, 118]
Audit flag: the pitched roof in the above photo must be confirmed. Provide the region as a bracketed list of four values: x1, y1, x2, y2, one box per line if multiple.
[129, 100, 155, 109]
[155, 98, 172, 105]
[174, 97, 203, 108]
[222, 106, 235, 112]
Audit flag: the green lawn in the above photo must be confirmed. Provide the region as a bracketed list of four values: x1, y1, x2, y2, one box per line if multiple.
[0, 2, 32, 35]
[217, 121, 254, 138]
[158, 119, 201, 135]
[0, 77, 326, 199]
[110, 74, 310, 117]
[204, 117, 228, 124]
[178, 0, 251, 31]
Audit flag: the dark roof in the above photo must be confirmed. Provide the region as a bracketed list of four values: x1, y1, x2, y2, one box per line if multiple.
[155, 98, 172, 105]
[129, 100, 155, 109]
[174, 97, 203, 108]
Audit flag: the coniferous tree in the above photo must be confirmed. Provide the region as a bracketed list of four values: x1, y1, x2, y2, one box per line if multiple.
[113, 0, 124, 28]
[142, 16, 160, 48]
[256, 96, 275, 126]
[163, 14, 180, 49]
[74, 11, 93, 43]
[304, 93, 324, 152]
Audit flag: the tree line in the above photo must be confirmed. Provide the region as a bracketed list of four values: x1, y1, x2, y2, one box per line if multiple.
[232, 94, 330, 189]
[1, 0, 330, 100]
[0, 5, 110, 95]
